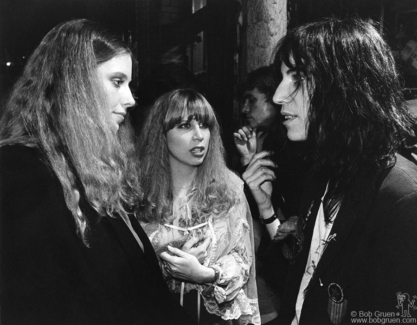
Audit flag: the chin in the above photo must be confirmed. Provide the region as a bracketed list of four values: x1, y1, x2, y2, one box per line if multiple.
[111, 124, 120, 134]
[286, 130, 307, 142]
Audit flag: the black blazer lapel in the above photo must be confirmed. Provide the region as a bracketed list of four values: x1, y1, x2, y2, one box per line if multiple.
[128, 214, 163, 267]
[101, 217, 145, 273]
[305, 175, 380, 293]
[306, 194, 358, 290]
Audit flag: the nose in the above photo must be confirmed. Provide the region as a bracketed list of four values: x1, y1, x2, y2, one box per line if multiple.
[241, 100, 249, 113]
[192, 125, 204, 142]
[273, 81, 291, 105]
[123, 86, 136, 109]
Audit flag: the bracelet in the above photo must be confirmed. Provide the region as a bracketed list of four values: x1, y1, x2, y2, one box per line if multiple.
[260, 213, 277, 225]
[209, 266, 220, 283]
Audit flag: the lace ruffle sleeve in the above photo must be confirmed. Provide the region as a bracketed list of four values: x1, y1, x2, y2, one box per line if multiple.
[199, 175, 260, 325]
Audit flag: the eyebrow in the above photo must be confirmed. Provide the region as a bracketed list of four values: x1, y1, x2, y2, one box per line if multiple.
[287, 67, 298, 74]
[243, 93, 256, 99]
[110, 72, 129, 80]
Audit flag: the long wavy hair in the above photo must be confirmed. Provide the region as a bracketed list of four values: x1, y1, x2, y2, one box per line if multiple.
[0, 19, 141, 244]
[137, 89, 237, 224]
[273, 17, 415, 219]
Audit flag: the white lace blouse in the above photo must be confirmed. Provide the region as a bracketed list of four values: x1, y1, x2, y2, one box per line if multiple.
[141, 172, 260, 325]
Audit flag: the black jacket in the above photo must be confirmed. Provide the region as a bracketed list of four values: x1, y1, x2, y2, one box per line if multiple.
[279, 155, 417, 325]
[0, 145, 193, 325]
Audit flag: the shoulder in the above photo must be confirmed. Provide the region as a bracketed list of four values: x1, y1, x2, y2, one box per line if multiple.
[0, 144, 57, 195]
[380, 154, 417, 198]
[373, 155, 417, 221]
[0, 144, 53, 181]
[224, 169, 244, 190]
[0, 145, 64, 219]
[223, 169, 247, 200]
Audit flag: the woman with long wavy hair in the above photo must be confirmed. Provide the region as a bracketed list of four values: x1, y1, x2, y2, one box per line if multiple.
[243, 17, 417, 325]
[137, 88, 260, 325]
[0, 19, 192, 325]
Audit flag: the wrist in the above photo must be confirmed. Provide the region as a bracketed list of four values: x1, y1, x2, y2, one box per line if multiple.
[259, 206, 275, 220]
[260, 213, 277, 225]
[209, 265, 220, 284]
[198, 265, 217, 284]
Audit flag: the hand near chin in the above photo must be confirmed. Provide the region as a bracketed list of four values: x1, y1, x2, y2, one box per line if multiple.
[233, 126, 258, 166]
[160, 246, 211, 284]
[242, 151, 277, 213]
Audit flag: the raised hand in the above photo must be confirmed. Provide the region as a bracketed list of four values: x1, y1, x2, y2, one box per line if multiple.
[242, 151, 276, 214]
[233, 126, 258, 166]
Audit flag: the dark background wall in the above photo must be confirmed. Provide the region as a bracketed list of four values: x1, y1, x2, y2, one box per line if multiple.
[0, 0, 138, 101]
[1, 0, 416, 160]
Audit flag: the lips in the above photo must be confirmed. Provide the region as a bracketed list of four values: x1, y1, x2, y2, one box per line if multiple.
[113, 112, 126, 125]
[190, 146, 205, 157]
[281, 112, 296, 124]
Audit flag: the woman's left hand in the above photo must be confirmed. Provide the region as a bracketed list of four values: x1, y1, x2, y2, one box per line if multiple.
[160, 246, 215, 284]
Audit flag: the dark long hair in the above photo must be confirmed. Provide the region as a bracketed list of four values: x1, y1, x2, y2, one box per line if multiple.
[137, 89, 237, 224]
[273, 17, 415, 219]
[0, 19, 141, 244]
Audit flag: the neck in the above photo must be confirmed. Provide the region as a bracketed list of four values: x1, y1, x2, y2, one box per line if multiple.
[170, 159, 198, 198]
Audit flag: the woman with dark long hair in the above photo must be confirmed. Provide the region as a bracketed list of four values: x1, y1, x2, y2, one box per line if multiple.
[243, 17, 417, 325]
[234, 65, 311, 325]
[138, 89, 260, 325]
[0, 19, 192, 325]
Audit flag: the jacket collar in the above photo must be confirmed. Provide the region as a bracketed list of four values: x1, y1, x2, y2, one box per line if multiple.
[303, 167, 388, 295]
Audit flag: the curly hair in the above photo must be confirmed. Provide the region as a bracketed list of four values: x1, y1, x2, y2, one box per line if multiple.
[0, 19, 141, 244]
[137, 89, 237, 224]
[273, 17, 415, 218]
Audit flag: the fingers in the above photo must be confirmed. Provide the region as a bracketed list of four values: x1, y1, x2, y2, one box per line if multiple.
[167, 245, 188, 258]
[248, 150, 275, 166]
[244, 169, 276, 190]
[243, 158, 276, 184]
[244, 152, 276, 176]
[199, 235, 211, 251]
[182, 236, 199, 252]
[244, 166, 276, 183]
[233, 126, 255, 142]
[160, 248, 191, 266]
[160, 247, 184, 264]
[160, 251, 174, 264]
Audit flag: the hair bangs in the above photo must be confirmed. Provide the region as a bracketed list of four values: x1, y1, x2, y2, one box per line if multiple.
[163, 89, 216, 132]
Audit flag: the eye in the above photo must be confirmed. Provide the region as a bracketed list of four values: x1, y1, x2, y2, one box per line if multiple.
[178, 122, 190, 129]
[112, 79, 124, 87]
[290, 71, 305, 84]
[199, 122, 209, 129]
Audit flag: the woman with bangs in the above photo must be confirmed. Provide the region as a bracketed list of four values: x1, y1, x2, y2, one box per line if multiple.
[137, 88, 260, 325]
[243, 18, 417, 325]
